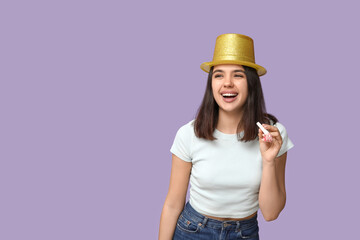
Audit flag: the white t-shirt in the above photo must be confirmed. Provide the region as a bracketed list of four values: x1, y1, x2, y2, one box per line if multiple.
[170, 119, 295, 218]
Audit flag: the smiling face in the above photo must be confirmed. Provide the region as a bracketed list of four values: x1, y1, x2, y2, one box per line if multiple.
[212, 64, 248, 115]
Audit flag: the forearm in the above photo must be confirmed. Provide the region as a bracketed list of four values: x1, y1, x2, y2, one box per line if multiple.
[158, 203, 183, 240]
[258, 161, 286, 221]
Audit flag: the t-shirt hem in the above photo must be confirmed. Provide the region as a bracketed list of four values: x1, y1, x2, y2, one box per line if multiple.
[190, 202, 259, 219]
[170, 149, 192, 162]
[277, 142, 295, 157]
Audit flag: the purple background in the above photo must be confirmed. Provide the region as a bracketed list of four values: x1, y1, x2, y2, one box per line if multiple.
[1, 0, 359, 239]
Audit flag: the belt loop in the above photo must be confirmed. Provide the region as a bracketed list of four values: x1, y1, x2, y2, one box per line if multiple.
[236, 221, 240, 232]
[199, 216, 208, 228]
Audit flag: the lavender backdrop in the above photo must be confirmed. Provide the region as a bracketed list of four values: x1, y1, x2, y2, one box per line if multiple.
[1, 0, 359, 239]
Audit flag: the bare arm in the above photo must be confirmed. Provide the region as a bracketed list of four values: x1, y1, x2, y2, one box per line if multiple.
[158, 154, 192, 240]
[259, 152, 287, 221]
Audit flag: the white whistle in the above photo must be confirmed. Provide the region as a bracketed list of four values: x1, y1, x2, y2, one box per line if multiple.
[256, 122, 273, 142]
[256, 122, 269, 134]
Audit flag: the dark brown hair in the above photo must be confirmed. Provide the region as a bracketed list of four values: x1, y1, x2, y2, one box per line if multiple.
[194, 65, 278, 142]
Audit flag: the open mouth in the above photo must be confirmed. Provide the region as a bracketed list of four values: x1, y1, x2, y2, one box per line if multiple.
[221, 93, 238, 99]
[221, 93, 238, 102]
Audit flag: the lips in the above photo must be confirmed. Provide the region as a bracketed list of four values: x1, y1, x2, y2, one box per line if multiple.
[221, 91, 238, 95]
[219, 91, 238, 103]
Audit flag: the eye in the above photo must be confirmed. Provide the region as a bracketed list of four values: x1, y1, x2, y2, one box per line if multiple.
[214, 74, 223, 78]
[234, 74, 244, 78]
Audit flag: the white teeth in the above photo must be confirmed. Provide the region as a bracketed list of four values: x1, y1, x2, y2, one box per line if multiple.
[222, 93, 238, 96]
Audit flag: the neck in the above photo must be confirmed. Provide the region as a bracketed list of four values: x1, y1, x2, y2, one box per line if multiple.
[216, 108, 244, 134]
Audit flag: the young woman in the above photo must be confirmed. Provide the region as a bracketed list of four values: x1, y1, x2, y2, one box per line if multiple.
[159, 33, 294, 240]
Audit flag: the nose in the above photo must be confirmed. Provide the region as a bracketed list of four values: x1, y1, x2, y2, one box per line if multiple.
[224, 75, 234, 87]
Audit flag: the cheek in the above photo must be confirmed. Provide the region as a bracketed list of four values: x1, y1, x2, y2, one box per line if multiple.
[240, 89, 248, 99]
[238, 82, 248, 95]
[212, 83, 220, 94]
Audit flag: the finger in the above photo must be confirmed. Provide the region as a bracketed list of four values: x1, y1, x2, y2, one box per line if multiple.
[259, 127, 277, 143]
[270, 131, 280, 138]
[264, 125, 282, 139]
[263, 124, 278, 133]
[269, 131, 282, 145]
[258, 129, 269, 142]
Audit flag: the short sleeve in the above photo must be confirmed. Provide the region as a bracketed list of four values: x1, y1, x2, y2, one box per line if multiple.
[274, 122, 295, 158]
[170, 123, 193, 162]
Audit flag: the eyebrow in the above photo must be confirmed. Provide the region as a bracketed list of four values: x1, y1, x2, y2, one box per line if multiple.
[213, 69, 245, 74]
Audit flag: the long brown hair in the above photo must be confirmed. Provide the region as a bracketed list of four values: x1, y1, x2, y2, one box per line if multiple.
[194, 65, 278, 142]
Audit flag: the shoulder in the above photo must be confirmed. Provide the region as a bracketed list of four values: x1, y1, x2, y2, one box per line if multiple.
[174, 119, 196, 137]
[269, 119, 286, 133]
[177, 119, 195, 131]
[170, 119, 195, 162]
[274, 122, 286, 132]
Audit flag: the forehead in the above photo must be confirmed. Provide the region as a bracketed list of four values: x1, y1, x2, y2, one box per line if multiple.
[213, 64, 245, 71]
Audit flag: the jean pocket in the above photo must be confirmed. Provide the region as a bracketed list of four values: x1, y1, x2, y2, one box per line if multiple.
[176, 213, 201, 233]
[237, 221, 259, 239]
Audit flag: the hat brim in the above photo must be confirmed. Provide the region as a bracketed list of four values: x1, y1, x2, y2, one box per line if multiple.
[200, 60, 267, 76]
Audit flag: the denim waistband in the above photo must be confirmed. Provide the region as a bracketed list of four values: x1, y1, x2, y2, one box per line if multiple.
[182, 201, 258, 230]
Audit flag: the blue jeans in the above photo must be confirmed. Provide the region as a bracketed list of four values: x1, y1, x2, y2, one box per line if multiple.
[173, 201, 260, 240]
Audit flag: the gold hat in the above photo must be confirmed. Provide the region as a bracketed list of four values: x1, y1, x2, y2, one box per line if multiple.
[200, 33, 267, 76]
